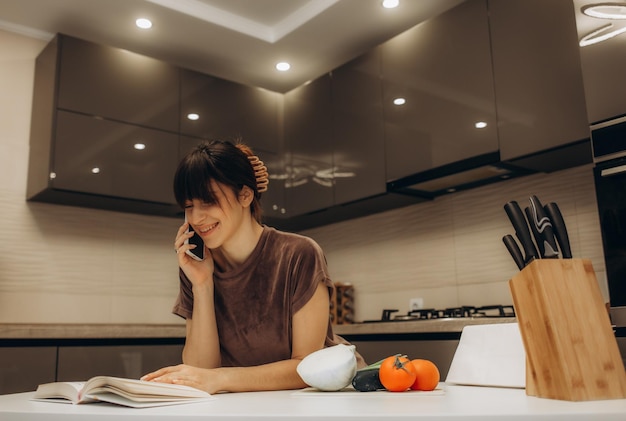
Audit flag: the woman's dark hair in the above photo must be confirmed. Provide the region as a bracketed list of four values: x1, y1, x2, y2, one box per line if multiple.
[173, 140, 264, 223]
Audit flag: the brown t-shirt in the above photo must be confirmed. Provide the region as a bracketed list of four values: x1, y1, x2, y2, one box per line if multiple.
[172, 226, 364, 367]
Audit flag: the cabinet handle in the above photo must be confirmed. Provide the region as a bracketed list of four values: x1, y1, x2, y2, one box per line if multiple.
[601, 165, 626, 177]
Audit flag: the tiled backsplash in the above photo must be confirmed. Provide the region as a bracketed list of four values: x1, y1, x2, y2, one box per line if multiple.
[0, 29, 607, 325]
[303, 165, 607, 322]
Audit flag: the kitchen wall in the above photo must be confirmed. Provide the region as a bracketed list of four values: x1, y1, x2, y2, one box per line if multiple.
[0, 29, 607, 325]
[303, 166, 606, 322]
[0, 30, 181, 325]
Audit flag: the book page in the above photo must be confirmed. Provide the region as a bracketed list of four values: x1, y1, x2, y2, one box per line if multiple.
[84, 376, 210, 399]
[34, 381, 88, 403]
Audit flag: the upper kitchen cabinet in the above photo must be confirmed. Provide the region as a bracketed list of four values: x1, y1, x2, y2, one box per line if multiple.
[380, 0, 498, 183]
[180, 69, 282, 153]
[489, 0, 591, 171]
[27, 34, 181, 216]
[52, 111, 179, 204]
[573, 0, 626, 124]
[331, 49, 386, 205]
[57, 35, 179, 132]
[282, 74, 335, 216]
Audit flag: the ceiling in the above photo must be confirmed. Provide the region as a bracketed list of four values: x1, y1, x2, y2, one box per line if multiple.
[573, 0, 626, 46]
[0, 0, 465, 93]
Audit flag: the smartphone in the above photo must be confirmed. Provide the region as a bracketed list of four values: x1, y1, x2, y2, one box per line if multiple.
[184, 215, 204, 261]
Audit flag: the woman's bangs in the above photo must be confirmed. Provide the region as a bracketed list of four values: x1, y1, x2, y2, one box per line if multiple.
[174, 155, 218, 206]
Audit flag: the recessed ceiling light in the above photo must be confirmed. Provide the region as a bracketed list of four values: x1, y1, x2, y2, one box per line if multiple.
[134, 143, 146, 150]
[382, 0, 400, 9]
[136, 18, 153, 29]
[276, 62, 291, 71]
[187, 113, 200, 120]
[475, 121, 488, 129]
[393, 97, 406, 105]
[582, 3, 626, 19]
[91, 167, 101, 174]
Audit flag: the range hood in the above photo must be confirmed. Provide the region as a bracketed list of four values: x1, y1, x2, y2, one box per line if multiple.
[387, 152, 534, 199]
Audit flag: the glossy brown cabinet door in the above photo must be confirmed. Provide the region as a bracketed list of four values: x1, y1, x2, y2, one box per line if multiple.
[380, 0, 498, 181]
[331, 49, 386, 205]
[180, 69, 281, 153]
[283, 75, 334, 216]
[57, 345, 183, 381]
[0, 347, 56, 394]
[53, 111, 179, 204]
[57, 35, 180, 132]
[489, 0, 589, 161]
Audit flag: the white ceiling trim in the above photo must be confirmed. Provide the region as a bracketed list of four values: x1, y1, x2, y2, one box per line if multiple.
[0, 19, 53, 41]
[145, 0, 338, 43]
[271, 0, 339, 42]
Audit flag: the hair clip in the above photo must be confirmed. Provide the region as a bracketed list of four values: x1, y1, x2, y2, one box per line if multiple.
[248, 155, 269, 193]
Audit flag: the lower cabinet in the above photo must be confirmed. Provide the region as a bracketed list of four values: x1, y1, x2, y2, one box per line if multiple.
[342, 334, 460, 380]
[0, 341, 184, 395]
[57, 344, 183, 381]
[0, 347, 56, 394]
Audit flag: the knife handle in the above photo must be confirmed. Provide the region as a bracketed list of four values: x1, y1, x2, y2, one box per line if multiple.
[524, 206, 545, 258]
[503, 235, 525, 270]
[504, 201, 539, 263]
[544, 202, 572, 258]
[529, 195, 559, 258]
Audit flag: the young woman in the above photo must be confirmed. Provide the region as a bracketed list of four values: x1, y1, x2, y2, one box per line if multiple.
[141, 140, 363, 394]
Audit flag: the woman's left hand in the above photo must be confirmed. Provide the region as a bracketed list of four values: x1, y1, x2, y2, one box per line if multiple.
[141, 364, 223, 394]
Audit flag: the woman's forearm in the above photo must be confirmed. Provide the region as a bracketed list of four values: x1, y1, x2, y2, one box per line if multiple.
[216, 359, 308, 392]
[182, 283, 220, 368]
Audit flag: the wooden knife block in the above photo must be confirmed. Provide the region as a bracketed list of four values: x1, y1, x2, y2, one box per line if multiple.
[509, 259, 626, 401]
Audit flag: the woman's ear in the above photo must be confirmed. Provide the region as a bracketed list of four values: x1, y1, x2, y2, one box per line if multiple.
[239, 186, 254, 207]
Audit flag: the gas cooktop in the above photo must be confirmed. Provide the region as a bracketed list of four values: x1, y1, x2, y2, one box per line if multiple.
[363, 305, 515, 323]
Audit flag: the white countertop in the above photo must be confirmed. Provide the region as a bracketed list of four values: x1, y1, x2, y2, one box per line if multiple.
[1, 384, 625, 420]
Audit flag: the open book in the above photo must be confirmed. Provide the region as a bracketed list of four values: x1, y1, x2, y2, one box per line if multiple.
[33, 376, 213, 408]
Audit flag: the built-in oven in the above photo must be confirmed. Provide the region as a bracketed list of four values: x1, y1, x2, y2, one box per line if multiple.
[591, 115, 626, 362]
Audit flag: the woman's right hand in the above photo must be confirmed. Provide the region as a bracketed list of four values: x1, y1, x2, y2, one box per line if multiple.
[174, 222, 214, 287]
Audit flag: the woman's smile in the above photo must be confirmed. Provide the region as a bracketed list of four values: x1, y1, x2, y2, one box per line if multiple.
[197, 222, 219, 237]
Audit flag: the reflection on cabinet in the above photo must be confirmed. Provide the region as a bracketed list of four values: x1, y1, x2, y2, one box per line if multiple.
[256, 150, 287, 219]
[381, 0, 498, 181]
[283, 75, 334, 216]
[57, 344, 183, 381]
[0, 347, 56, 394]
[489, 0, 590, 168]
[180, 69, 282, 153]
[57, 35, 179, 132]
[331, 49, 386, 205]
[53, 111, 179, 204]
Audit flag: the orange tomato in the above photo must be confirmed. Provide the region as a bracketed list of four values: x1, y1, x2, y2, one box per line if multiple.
[409, 359, 440, 391]
[378, 355, 417, 392]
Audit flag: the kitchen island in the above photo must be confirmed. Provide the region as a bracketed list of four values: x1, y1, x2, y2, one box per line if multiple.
[1, 384, 625, 420]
